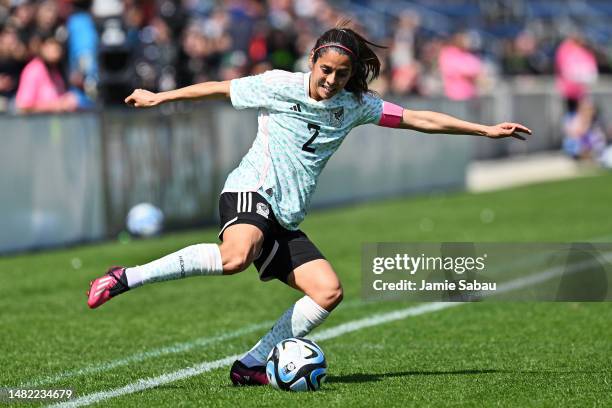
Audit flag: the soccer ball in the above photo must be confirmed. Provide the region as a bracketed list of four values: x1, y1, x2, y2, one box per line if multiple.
[266, 337, 327, 391]
[126, 203, 164, 237]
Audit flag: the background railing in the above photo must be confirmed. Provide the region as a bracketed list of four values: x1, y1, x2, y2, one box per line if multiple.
[2, 80, 610, 253]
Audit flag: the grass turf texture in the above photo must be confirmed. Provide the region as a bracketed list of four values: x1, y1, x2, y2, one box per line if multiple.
[1, 173, 612, 407]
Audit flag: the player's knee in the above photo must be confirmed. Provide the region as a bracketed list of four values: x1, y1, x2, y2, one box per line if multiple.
[318, 285, 343, 311]
[219, 243, 252, 274]
[330, 286, 344, 309]
[224, 253, 251, 274]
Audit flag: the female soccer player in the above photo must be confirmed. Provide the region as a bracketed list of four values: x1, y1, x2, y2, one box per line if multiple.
[87, 26, 531, 385]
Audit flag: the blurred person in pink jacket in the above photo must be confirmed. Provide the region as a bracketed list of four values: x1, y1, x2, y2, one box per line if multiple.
[15, 34, 77, 113]
[555, 32, 598, 109]
[438, 31, 482, 101]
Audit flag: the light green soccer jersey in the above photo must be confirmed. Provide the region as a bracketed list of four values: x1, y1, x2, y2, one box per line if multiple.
[223, 69, 384, 230]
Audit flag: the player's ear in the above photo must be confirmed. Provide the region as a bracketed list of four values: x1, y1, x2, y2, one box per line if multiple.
[308, 51, 314, 69]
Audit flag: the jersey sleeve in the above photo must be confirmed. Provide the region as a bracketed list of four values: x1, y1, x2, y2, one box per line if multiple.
[355, 92, 384, 126]
[229, 71, 281, 110]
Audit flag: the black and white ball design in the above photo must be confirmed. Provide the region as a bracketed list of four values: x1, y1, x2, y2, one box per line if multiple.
[266, 337, 327, 391]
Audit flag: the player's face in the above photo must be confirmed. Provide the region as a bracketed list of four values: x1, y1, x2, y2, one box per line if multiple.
[309, 50, 352, 101]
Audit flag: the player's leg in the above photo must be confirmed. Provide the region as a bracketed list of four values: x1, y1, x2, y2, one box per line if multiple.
[232, 233, 337, 385]
[87, 192, 267, 309]
[238, 260, 341, 365]
[218, 224, 264, 275]
[286, 259, 343, 311]
[86, 224, 263, 309]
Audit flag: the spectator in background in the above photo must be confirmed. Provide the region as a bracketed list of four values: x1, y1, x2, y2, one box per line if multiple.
[0, 2, 9, 23]
[501, 30, 550, 76]
[33, 0, 60, 38]
[562, 98, 608, 162]
[123, 0, 145, 48]
[267, 27, 298, 71]
[389, 11, 421, 95]
[418, 37, 444, 97]
[175, 9, 234, 87]
[266, 0, 298, 71]
[66, 0, 97, 106]
[139, 16, 177, 92]
[176, 23, 209, 86]
[438, 30, 483, 101]
[15, 33, 77, 112]
[224, 0, 262, 56]
[0, 25, 28, 110]
[292, 23, 315, 73]
[8, 0, 36, 47]
[248, 20, 272, 71]
[203, 7, 233, 79]
[28, 0, 63, 64]
[555, 32, 598, 111]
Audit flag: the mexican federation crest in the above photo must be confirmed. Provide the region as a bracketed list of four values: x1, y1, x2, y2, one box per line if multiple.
[256, 202, 270, 219]
[329, 107, 344, 127]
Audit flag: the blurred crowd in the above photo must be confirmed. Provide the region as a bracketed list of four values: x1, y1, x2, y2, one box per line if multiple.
[0, 0, 611, 114]
[0, 0, 97, 112]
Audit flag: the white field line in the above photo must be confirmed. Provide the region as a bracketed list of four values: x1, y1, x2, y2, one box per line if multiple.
[46, 256, 600, 408]
[23, 300, 363, 388]
[48, 303, 459, 408]
[311, 302, 461, 342]
[26, 247, 610, 389]
[22, 321, 273, 388]
[48, 355, 240, 408]
[22, 300, 363, 388]
[311, 253, 609, 342]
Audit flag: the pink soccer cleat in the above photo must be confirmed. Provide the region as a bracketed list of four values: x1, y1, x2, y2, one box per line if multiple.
[230, 360, 269, 386]
[87, 266, 129, 309]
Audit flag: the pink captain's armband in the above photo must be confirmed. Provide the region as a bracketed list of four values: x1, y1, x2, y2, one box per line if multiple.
[378, 101, 404, 128]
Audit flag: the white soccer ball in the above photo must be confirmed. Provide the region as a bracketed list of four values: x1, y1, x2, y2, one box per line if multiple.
[126, 203, 164, 237]
[266, 337, 327, 391]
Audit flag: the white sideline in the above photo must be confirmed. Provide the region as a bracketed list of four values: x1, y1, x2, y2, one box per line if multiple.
[311, 254, 606, 343]
[49, 303, 460, 408]
[48, 257, 602, 408]
[23, 299, 363, 388]
[311, 302, 460, 342]
[48, 355, 239, 408]
[23, 321, 273, 388]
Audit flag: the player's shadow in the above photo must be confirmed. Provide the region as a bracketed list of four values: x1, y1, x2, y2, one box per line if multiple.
[328, 369, 503, 384]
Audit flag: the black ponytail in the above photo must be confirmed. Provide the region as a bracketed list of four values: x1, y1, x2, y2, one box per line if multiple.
[312, 23, 385, 101]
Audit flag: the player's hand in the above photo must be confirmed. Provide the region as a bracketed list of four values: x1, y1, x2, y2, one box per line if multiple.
[124, 89, 161, 108]
[485, 122, 532, 141]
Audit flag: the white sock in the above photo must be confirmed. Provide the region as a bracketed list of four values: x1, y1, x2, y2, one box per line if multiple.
[240, 296, 329, 366]
[125, 243, 223, 288]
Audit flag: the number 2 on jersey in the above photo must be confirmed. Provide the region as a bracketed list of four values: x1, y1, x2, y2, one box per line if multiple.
[302, 123, 320, 153]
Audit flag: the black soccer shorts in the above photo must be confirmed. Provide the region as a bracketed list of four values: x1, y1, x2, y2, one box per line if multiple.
[218, 191, 325, 283]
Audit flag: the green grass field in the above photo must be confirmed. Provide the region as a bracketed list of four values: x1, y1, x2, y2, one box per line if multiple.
[1, 173, 612, 407]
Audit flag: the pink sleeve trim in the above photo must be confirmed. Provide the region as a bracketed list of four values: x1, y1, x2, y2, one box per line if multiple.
[378, 101, 403, 128]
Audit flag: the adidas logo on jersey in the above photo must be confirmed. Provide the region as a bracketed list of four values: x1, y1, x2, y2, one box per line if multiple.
[290, 104, 302, 112]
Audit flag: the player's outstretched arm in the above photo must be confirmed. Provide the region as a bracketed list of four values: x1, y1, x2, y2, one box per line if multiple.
[124, 80, 231, 108]
[398, 109, 532, 141]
